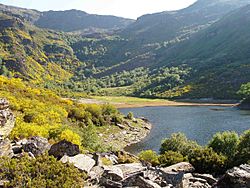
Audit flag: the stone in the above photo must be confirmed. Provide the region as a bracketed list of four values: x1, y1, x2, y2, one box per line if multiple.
[0, 98, 15, 139]
[0, 139, 13, 157]
[89, 166, 105, 184]
[23, 136, 51, 156]
[216, 164, 250, 188]
[100, 178, 122, 188]
[60, 154, 95, 174]
[116, 123, 126, 129]
[161, 162, 195, 173]
[179, 173, 212, 188]
[115, 163, 146, 178]
[159, 162, 195, 186]
[48, 139, 80, 159]
[103, 166, 124, 181]
[192, 173, 217, 185]
[123, 175, 161, 188]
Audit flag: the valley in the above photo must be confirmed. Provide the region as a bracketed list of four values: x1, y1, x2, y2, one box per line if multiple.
[0, 0, 250, 187]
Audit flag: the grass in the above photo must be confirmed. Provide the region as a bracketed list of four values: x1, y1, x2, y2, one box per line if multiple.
[91, 96, 236, 108]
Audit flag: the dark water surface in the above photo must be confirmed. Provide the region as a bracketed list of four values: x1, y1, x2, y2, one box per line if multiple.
[120, 106, 250, 154]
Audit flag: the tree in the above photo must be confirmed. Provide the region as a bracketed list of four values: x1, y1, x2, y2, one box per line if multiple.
[208, 131, 239, 159]
[158, 151, 186, 167]
[235, 130, 250, 165]
[138, 150, 159, 166]
[160, 133, 200, 156]
[238, 83, 250, 98]
[188, 148, 226, 174]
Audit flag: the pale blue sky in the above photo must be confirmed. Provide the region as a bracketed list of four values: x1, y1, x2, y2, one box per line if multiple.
[0, 0, 197, 19]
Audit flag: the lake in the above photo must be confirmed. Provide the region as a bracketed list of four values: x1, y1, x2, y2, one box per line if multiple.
[120, 106, 250, 154]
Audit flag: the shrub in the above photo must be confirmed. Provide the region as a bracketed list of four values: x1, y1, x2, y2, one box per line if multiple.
[188, 147, 226, 174]
[60, 129, 81, 146]
[160, 133, 200, 156]
[117, 151, 139, 164]
[138, 150, 159, 166]
[208, 131, 239, 159]
[126, 112, 134, 120]
[235, 130, 250, 165]
[80, 121, 102, 152]
[0, 154, 86, 187]
[158, 151, 187, 167]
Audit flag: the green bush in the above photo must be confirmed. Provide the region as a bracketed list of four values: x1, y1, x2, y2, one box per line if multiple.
[235, 130, 250, 165]
[208, 131, 239, 159]
[0, 154, 86, 188]
[158, 151, 187, 167]
[160, 133, 200, 156]
[188, 147, 226, 174]
[138, 150, 159, 166]
[126, 112, 134, 120]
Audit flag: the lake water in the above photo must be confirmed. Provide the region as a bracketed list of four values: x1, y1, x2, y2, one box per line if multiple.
[120, 106, 250, 154]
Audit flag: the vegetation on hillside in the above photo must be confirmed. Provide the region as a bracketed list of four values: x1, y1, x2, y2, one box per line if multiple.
[1, 1, 250, 100]
[0, 75, 126, 151]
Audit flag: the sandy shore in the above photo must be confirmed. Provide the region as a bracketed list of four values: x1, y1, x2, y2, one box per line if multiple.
[78, 98, 238, 109]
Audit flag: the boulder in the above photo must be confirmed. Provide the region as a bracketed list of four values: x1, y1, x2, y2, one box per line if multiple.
[23, 136, 51, 156]
[192, 173, 217, 185]
[115, 163, 146, 178]
[102, 166, 124, 181]
[160, 162, 195, 186]
[60, 154, 95, 174]
[178, 173, 211, 188]
[48, 139, 80, 159]
[216, 164, 250, 188]
[133, 176, 161, 188]
[100, 178, 122, 188]
[0, 139, 13, 157]
[89, 166, 105, 184]
[161, 162, 195, 173]
[125, 175, 161, 188]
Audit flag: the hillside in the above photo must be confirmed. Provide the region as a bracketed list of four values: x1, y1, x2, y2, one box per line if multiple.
[1, 0, 250, 99]
[0, 4, 134, 32]
[154, 4, 250, 98]
[120, 0, 250, 43]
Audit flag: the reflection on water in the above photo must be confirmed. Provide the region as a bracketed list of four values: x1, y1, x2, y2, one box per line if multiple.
[120, 106, 250, 154]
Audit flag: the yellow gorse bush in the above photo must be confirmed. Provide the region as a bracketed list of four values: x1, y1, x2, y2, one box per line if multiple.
[0, 76, 120, 151]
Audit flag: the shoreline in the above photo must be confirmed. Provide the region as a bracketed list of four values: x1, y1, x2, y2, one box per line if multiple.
[116, 102, 237, 109]
[79, 96, 239, 109]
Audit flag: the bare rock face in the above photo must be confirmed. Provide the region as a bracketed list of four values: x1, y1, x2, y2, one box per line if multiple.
[23, 136, 51, 157]
[0, 98, 15, 140]
[48, 139, 80, 159]
[217, 164, 250, 188]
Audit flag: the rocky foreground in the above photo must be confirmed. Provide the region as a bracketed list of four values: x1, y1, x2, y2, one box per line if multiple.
[0, 99, 250, 188]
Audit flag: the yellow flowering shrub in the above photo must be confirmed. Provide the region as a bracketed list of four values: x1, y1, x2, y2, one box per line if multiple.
[60, 129, 81, 146]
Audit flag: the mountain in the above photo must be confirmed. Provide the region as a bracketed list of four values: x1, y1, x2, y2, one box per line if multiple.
[120, 0, 250, 44]
[0, 10, 82, 85]
[0, 4, 134, 32]
[35, 10, 134, 32]
[153, 4, 250, 98]
[1, 0, 250, 99]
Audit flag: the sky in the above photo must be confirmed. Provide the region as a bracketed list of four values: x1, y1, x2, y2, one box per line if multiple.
[0, 0, 197, 19]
